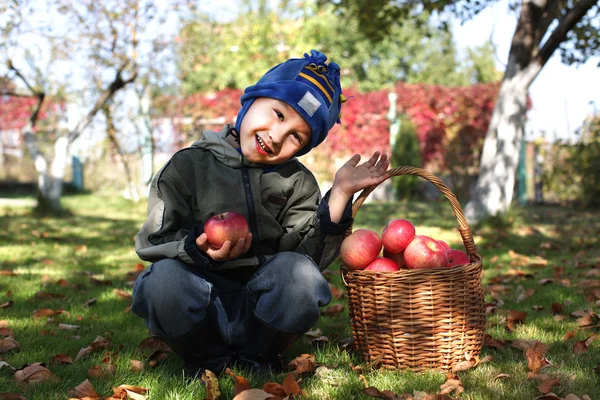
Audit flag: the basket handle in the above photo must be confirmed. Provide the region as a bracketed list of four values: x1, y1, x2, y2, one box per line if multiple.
[349, 166, 481, 262]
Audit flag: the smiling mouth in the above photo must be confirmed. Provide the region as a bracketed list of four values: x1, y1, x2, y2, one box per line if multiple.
[256, 135, 272, 154]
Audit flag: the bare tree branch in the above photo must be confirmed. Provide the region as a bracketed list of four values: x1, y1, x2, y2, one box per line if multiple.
[537, 0, 598, 66]
[69, 62, 138, 142]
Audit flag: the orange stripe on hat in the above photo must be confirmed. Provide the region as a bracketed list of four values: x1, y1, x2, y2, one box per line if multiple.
[298, 72, 333, 105]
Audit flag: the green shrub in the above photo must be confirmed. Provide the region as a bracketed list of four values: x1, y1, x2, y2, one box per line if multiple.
[391, 116, 422, 200]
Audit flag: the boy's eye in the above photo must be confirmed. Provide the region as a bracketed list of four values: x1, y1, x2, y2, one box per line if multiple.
[293, 132, 303, 144]
[274, 110, 284, 121]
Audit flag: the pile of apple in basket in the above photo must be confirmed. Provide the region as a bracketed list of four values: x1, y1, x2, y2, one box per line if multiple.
[341, 218, 470, 271]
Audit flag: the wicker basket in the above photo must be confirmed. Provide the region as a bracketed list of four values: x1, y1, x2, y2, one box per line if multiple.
[341, 166, 485, 372]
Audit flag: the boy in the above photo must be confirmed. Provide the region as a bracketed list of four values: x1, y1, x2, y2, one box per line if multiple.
[131, 50, 389, 376]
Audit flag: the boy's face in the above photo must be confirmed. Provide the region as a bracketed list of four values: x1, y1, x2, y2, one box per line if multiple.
[238, 97, 312, 164]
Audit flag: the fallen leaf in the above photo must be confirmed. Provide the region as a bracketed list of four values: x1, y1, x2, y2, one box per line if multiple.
[232, 389, 273, 400]
[225, 368, 252, 395]
[110, 385, 148, 400]
[483, 334, 506, 349]
[537, 376, 560, 394]
[76, 336, 113, 361]
[526, 341, 551, 374]
[50, 354, 73, 365]
[321, 304, 344, 316]
[68, 379, 100, 398]
[287, 353, 316, 374]
[452, 360, 476, 373]
[0, 301, 14, 309]
[34, 291, 67, 300]
[0, 337, 20, 354]
[0, 270, 18, 276]
[507, 310, 527, 331]
[58, 324, 80, 331]
[32, 309, 68, 319]
[147, 350, 170, 367]
[516, 288, 535, 303]
[113, 289, 133, 300]
[83, 298, 97, 308]
[138, 337, 171, 352]
[13, 362, 59, 384]
[495, 373, 510, 379]
[202, 370, 221, 400]
[0, 320, 7, 328]
[538, 278, 554, 285]
[551, 302, 563, 314]
[532, 305, 544, 311]
[263, 382, 287, 397]
[0, 393, 26, 400]
[130, 360, 144, 373]
[0, 328, 14, 337]
[89, 277, 112, 286]
[363, 386, 398, 399]
[282, 373, 302, 396]
[439, 376, 464, 396]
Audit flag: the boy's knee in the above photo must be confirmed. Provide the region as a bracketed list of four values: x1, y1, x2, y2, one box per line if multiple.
[131, 258, 212, 337]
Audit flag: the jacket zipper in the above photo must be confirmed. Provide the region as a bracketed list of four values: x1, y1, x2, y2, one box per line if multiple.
[241, 167, 263, 262]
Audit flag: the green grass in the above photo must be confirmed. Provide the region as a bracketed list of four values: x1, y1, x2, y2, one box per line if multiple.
[1, 194, 599, 399]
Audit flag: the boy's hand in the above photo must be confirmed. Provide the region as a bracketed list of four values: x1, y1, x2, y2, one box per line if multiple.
[332, 152, 389, 199]
[195, 232, 253, 262]
[328, 152, 389, 224]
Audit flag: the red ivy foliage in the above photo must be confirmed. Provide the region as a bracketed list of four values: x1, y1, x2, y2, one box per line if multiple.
[0, 95, 62, 131]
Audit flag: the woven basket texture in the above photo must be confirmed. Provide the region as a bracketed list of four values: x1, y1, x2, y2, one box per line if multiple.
[340, 166, 485, 371]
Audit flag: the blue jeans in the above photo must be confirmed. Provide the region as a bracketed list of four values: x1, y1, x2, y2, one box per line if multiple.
[130, 252, 332, 347]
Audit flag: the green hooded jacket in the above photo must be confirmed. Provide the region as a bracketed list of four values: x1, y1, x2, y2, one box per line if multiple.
[135, 126, 352, 280]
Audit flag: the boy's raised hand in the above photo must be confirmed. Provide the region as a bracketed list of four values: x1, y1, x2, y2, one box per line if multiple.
[333, 152, 390, 198]
[328, 152, 389, 224]
[196, 232, 253, 262]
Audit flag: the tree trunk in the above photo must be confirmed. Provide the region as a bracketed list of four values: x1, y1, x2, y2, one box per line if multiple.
[464, 60, 541, 223]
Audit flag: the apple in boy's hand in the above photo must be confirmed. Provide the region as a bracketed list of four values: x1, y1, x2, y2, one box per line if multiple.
[446, 249, 470, 268]
[381, 218, 416, 254]
[437, 240, 450, 250]
[204, 212, 249, 248]
[383, 248, 406, 268]
[340, 229, 382, 270]
[403, 235, 448, 269]
[364, 257, 399, 271]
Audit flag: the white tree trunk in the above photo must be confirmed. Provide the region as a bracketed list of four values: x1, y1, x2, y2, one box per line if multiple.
[464, 59, 542, 224]
[23, 129, 51, 200]
[47, 135, 69, 211]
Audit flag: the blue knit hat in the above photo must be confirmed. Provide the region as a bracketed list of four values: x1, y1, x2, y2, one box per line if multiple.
[235, 50, 344, 157]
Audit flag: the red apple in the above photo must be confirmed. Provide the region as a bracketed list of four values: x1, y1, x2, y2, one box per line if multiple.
[383, 248, 406, 268]
[437, 240, 450, 250]
[204, 211, 250, 248]
[340, 229, 382, 270]
[446, 249, 470, 268]
[403, 235, 448, 269]
[364, 257, 400, 272]
[381, 218, 416, 254]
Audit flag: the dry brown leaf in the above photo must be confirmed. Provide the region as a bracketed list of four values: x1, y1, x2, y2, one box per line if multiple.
[321, 304, 344, 316]
[551, 302, 563, 314]
[110, 385, 148, 400]
[202, 370, 221, 400]
[34, 291, 67, 300]
[362, 386, 399, 399]
[32, 308, 68, 318]
[13, 362, 59, 384]
[526, 341, 551, 374]
[138, 337, 171, 352]
[147, 350, 170, 367]
[510, 338, 538, 351]
[89, 277, 112, 286]
[532, 305, 544, 311]
[282, 373, 302, 396]
[0, 270, 18, 276]
[483, 334, 506, 349]
[113, 289, 133, 300]
[573, 340, 589, 354]
[0, 320, 8, 328]
[451, 360, 476, 373]
[507, 310, 527, 331]
[68, 379, 100, 399]
[0, 393, 27, 400]
[50, 354, 73, 365]
[225, 368, 252, 395]
[537, 376, 560, 394]
[0, 301, 14, 309]
[0, 328, 15, 338]
[516, 288, 535, 303]
[0, 337, 20, 354]
[58, 323, 80, 331]
[76, 336, 113, 361]
[287, 353, 316, 374]
[83, 298, 97, 308]
[439, 377, 464, 396]
[495, 373, 511, 380]
[263, 382, 287, 397]
[232, 389, 274, 400]
[130, 360, 144, 373]
[563, 394, 583, 400]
